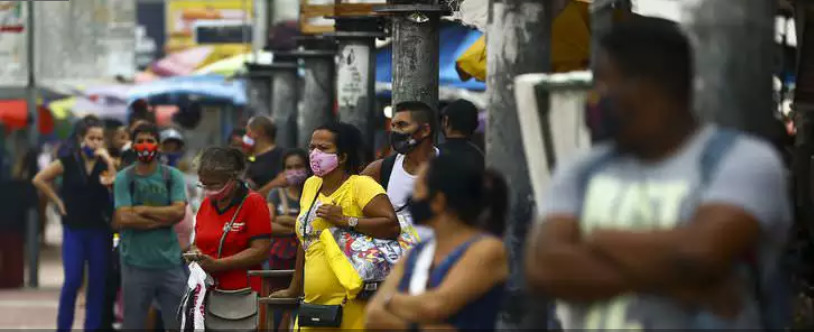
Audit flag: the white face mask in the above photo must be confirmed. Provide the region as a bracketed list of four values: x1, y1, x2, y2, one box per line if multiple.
[242, 135, 256, 147]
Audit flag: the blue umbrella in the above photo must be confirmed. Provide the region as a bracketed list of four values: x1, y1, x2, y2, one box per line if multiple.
[127, 74, 247, 106]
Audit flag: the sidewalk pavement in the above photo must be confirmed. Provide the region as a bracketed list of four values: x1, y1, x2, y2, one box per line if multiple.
[0, 219, 85, 329]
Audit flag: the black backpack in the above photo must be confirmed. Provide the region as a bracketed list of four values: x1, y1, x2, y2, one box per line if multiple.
[379, 155, 398, 190]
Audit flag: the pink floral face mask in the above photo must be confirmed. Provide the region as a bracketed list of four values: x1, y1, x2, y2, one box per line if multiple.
[309, 149, 339, 177]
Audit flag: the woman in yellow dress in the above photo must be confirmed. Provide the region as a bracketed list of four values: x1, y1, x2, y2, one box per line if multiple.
[271, 122, 400, 330]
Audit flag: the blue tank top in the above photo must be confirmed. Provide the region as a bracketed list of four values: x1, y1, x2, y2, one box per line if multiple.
[397, 236, 505, 331]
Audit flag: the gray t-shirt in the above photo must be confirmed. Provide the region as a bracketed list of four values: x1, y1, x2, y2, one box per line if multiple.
[541, 125, 791, 330]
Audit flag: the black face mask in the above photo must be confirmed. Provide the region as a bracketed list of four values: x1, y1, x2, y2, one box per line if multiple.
[390, 129, 424, 155]
[406, 197, 433, 225]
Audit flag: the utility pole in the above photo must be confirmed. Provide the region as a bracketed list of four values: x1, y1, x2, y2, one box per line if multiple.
[268, 54, 299, 148]
[486, 0, 551, 329]
[246, 63, 273, 116]
[376, 0, 442, 111]
[25, 0, 38, 289]
[681, 0, 776, 138]
[291, 36, 336, 147]
[328, 16, 384, 158]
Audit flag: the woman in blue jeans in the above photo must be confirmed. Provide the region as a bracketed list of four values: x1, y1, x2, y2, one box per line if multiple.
[33, 115, 116, 331]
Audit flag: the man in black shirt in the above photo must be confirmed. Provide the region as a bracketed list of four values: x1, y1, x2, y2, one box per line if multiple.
[244, 115, 285, 197]
[438, 99, 485, 171]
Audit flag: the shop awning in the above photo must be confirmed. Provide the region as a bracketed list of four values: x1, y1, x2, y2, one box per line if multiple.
[455, 0, 591, 82]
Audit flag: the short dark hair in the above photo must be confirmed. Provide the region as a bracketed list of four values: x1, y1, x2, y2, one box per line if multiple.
[395, 101, 435, 134]
[425, 154, 508, 236]
[442, 99, 479, 136]
[599, 16, 693, 104]
[248, 115, 277, 141]
[131, 122, 160, 142]
[197, 146, 247, 179]
[314, 122, 364, 174]
[282, 148, 312, 177]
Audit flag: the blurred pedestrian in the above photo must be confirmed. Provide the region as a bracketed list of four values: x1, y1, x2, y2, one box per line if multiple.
[229, 128, 247, 150]
[32, 115, 116, 331]
[365, 154, 508, 331]
[159, 128, 186, 169]
[244, 116, 287, 197]
[524, 17, 791, 330]
[438, 99, 484, 171]
[270, 122, 399, 331]
[363, 101, 438, 241]
[188, 146, 272, 328]
[112, 122, 188, 330]
[265, 148, 310, 330]
[267, 149, 309, 270]
[108, 125, 130, 169]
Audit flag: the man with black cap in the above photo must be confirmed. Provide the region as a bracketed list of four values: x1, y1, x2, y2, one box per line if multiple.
[438, 99, 484, 171]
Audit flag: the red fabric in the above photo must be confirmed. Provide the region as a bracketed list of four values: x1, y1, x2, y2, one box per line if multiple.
[195, 192, 272, 292]
[0, 100, 27, 130]
[0, 100, 54, 133]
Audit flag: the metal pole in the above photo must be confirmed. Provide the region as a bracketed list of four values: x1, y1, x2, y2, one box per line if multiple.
[268, 54, 300, 148]
[376, 1, 442, 111]
[681, 0, 776, 138]
[291, 36, 336, 148]
[486, 0, 551, 329]
[25, 0, 39, 289]
[329, 16, 384, 159]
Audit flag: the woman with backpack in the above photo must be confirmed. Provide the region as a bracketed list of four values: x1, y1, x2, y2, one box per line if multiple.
[32, 115, 117, 331]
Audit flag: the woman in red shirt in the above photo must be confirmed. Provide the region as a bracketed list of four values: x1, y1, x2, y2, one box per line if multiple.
[190, 146, 272, 292]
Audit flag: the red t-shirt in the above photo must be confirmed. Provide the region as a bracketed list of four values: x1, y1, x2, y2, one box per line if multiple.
[195, 190, 272, 292]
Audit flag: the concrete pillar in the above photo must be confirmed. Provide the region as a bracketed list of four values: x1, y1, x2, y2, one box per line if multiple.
[328, 16, 384, 159]
[246, 64, 273, 115]
[486, 0, 552, 329]
[268, 54, 299, 149]
[291, 36, 336, 148]
[376, 1, 442, 110]
[681, 0, 776, 138]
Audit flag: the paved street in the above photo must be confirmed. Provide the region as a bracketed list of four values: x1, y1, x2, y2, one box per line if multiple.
[0, 219, 84, 329]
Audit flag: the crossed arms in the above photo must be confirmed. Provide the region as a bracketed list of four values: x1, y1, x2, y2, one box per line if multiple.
[113, 202, 186, 230]
[524, 204, 761, 316]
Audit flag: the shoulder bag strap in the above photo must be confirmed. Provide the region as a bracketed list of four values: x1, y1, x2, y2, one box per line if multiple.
[299, 184, 323, 304]
[216, 195, 249, 259]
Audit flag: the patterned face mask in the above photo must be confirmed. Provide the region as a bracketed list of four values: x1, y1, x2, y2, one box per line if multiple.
[134, 142, 159, 163]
